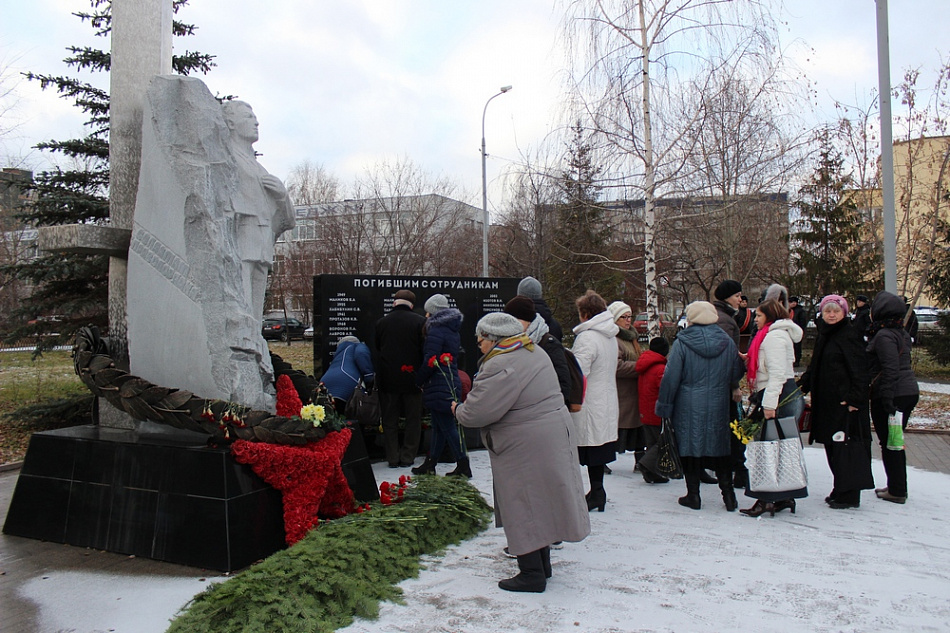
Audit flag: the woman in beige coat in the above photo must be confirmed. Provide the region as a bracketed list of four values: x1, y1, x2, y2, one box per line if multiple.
[454, 312, 590, 593]
[608, 301, 643, 468]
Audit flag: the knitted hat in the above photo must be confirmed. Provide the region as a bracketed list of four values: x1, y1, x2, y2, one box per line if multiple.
[517, 276, 543, 300]
[649, 337, 669, 356]
[504, 295, 537, 322]
[476, 312, 524, 341]
[714, 279, 742, 301]
[819, 294, 849, 316]
[394, 289, 416, 304]
[607, 301, 633, 323]
[685, 301, 718, 325]
[424, 293, 450, 314]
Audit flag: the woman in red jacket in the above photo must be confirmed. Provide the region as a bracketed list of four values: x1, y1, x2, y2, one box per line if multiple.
[635, 337, 669, 484]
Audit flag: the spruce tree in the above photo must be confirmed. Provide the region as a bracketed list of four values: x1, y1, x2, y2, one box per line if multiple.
[545, 123, 623, 330]
[1, 0, 213, 348]
[792, 130, 879, 299]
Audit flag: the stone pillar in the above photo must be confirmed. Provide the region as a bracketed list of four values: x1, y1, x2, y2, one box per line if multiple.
[108, 0, 173, 372]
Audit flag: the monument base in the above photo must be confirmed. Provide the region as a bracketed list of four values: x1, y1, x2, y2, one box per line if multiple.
[3, 425, 378, 572]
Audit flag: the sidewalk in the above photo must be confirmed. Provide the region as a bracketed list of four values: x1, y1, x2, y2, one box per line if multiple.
[2, 431, 949, 632]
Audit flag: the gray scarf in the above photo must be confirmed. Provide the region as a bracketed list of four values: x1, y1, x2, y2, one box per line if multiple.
[524, 314, 550, 344]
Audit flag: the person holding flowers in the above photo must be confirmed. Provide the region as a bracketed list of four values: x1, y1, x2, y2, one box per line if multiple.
[740, 298, 807, 517]
[453, 312, 589, 593]
[412, 294, 468, 477]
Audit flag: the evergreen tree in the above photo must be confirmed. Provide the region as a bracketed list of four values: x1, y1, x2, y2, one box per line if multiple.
[792, 130, 879, 299]
[544, 123, 622, 330]
[1, 0, 213, 347]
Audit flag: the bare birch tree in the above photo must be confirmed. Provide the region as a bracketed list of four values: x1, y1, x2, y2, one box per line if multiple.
[562, 0, 783, 335]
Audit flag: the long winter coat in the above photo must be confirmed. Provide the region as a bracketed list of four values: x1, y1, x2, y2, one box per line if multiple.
[753, 319, 802, 411]
[571, 311, 620, 447]
[635, 350, 666, 427]
[867, 291, 919, 409]
[455, 342, 590, 556]
[616, 329, 641, 429]
[416, 308, 463, 414]
[655, 324, 743, 457]
[319, 340, 375, 402]
[799, 319, 869, 445]
[374, 304, 426, 393]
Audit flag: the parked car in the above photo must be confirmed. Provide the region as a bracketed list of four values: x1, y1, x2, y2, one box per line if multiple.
[632, 312, 676, 341]
[303, 326, 314, 340]
[915, 306, 942, 331]
[262, 317, 306, 341]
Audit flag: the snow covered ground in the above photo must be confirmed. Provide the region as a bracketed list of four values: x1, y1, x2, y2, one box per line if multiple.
[12, 447, 950, 633]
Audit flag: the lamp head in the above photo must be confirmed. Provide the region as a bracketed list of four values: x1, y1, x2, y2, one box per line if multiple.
[500, 85, 513, 93]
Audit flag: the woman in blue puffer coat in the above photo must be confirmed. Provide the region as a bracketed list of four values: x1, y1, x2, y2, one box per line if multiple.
[412, 294, 468, 477]
[656, 301, 744, 511]
[319, 336, 375, 412]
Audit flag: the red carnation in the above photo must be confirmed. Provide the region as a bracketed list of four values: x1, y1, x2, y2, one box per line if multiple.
[398, 474, 408, 486]
[380, 481, 391, 494]
[275, 374, 303, 418]
[439, 353, 453, 365]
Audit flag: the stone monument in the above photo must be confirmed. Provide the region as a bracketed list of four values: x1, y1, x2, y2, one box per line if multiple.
[127, 77, 295, 412]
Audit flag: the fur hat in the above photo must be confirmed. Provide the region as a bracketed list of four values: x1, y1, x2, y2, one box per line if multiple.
[517, 276, 543, 300]
[476, 312, 524, 341]
[819, 294, 849, 316]
[424, 293, 450, 315]
[393, 289, 416, 305]
[648, 337, 669, 356]
[714, 279, 742, 301]
[339, 335, 359, 344]
[685, 301, 718, 326]
[607, 301, 633, 323]
[504, 295, 537, 322]
[764, 284, 789, 311]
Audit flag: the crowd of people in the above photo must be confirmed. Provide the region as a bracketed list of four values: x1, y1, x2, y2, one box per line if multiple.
[316, 278, 921, 594]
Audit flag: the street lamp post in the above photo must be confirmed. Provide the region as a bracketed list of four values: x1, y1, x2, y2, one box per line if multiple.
[481, 85, 512, 278]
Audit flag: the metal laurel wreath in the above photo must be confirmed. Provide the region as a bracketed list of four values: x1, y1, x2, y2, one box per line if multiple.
[72, 326, 331, 446]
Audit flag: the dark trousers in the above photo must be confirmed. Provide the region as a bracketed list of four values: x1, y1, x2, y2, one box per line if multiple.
[380, 390, 423, 467]
[870, 395, 919, 497]
[428, 409, 466, 462]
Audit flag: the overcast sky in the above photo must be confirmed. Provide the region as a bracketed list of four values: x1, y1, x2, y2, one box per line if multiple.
[2, 0, 949, 210]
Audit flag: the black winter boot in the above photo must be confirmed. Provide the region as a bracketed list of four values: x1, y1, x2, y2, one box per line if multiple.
[498, 549, 546, 593]
[716, 467, 737, 511]
[678, 469, 701, 510]
[540, 545, 552, 578]
[411, 456, 437, 475]
[446, 456, 472, 478]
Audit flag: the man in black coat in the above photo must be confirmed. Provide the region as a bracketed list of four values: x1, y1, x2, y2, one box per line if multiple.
[789, 296, 810, 366]
[851, 294, 871, 340]
[375, 289, 426, 468]
[517, 276, 564, 341]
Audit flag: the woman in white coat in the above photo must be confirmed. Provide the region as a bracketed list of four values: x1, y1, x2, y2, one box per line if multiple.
[740, 298, 807, 517]
[571, 290, 620, 512]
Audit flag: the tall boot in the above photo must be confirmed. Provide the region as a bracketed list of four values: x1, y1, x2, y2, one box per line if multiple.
[411, 456, 437, 475]
[587, 465, 607, 512]
[498, 549, 546, 592]
[716, 467, 737, 511]
[540, 545, 552, 579]
[678, 467, 701, 510]
[446, 456, 472, 478]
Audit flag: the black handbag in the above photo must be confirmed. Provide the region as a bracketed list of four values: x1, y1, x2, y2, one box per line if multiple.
[830, 414, 875, 491]
[654, 418, 684, 479]
[345, 382, 381, 427]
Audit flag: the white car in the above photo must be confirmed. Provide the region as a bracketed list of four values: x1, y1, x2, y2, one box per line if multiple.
[303, 326, 314, 340]
[915, 306, 942, 331]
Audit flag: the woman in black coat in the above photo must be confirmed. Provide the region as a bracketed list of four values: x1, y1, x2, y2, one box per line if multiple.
[798, 295, 870, 509]
[867, 291, 920, 504]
